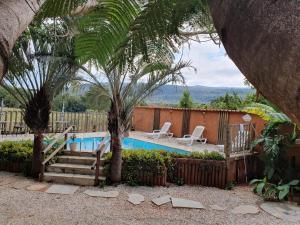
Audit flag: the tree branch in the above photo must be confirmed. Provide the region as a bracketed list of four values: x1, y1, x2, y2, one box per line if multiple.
[71, 0, 98, 16]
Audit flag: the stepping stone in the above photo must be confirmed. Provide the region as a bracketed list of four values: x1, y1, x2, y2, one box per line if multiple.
[26, 183, 48, 191]
[45, 184, 79, 195]
[171, 197, 205, 209]
[260, 202, 300, 223]
[210, 204, 226, 211]
[128, 194, 145, 205]
[10, 180, 34, 189]
[231, 205, 259, 215]
[152, 195, 171, 206]
[84, 190, 119, 198]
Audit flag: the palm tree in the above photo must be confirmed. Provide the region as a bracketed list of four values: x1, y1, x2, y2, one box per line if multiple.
[1, 0, 299, 127]
[2, 23, 80, 178]
[86, 59, 189, 183]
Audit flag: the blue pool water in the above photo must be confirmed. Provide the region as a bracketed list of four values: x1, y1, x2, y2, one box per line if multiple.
[68, 137, 189, 155]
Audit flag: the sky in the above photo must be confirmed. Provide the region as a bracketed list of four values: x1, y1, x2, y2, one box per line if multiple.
[178, 40, 247, 87]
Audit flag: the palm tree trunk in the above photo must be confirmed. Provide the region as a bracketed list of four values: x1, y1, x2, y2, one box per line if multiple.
[31, 132, 44, 178]
[208, 0, 300, 125]
[0, 0, 44, 79]
[108, 100, 122, 183]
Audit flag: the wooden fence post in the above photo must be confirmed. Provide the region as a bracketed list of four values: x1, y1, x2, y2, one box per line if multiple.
[224, 124, 233, 184]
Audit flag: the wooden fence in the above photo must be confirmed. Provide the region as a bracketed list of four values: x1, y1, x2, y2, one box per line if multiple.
[137, 169, 167, 186]
[0, 108, 107, 134]
[173, 158, 227, 188]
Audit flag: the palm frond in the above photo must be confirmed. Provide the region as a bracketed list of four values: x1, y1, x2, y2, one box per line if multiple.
[243, 103, 291, 123]
[75, 0, 209, 69]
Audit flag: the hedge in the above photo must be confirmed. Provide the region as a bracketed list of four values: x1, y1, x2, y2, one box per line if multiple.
[0, 139, 61, 177]
[0, 140, 33, 176]
[105, 149, 224, 186]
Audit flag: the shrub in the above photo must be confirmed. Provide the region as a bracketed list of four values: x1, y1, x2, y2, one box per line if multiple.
[104, 149, 225, 186]
[0, 140, 33, 176]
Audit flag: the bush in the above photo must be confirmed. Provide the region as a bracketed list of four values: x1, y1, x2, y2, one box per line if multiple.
[0, 140, 33, 176]
[104, 149, 224, 186]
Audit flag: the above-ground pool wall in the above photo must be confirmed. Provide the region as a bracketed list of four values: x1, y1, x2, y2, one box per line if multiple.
[132, 107, 266, 144]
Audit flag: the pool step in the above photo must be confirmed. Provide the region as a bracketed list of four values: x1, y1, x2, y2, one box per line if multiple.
[43, 172, 105, 186]
[47, 163, 104, 176]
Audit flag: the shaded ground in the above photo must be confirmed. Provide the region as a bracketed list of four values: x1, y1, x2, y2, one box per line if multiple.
[0, 172, 297, 225]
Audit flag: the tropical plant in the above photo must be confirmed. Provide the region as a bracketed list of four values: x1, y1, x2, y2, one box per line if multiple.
[250, 177, 300, 201]
[87, 59, 188, 183]
[2, 23, 80, 177]
[251, 121, 296, 182]
[179, 89, 194, 108]
[243, 103, 291, 123]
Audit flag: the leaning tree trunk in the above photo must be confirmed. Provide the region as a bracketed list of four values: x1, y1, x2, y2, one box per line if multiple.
[0, 0, 44, 79]
[31, 132, 44, 178]
[208, 0, 300, 125]
[108, 99, 123, 183]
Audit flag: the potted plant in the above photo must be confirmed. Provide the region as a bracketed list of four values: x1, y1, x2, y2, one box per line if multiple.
[70, 134, 77, 152]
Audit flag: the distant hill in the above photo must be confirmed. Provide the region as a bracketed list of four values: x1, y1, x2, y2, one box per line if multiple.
[146, 85, 253, 104]
[75, 84, 253, 104]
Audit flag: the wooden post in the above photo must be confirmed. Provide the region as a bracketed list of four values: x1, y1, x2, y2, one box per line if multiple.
[64, 128, 68, 150]
[224, 124, 233, 184]
[94, 149, 100, 186]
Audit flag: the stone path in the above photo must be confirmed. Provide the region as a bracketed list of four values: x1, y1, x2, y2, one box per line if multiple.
[84, 190, 119, 198]
[0, 172, 300, 225]
[45, 184, 79, 195]
[128, 193, 145, 205]
[260, 202, 300, 223]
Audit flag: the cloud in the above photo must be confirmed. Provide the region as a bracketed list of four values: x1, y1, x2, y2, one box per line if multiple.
[177, 40, 247, 87]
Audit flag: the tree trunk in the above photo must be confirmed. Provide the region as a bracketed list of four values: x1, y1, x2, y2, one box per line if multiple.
[208, 0, 300, 125]
[108, 99, 123, 183]
[31, 132, 44, 178]
[0, 0, 44, 79]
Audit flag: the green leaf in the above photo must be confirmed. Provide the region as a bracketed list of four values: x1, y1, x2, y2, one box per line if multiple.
[256, 182, 265, 195]
[249, 179, 261, 185]
[278, 187, 289, 200]
[288, 180, 299, 186]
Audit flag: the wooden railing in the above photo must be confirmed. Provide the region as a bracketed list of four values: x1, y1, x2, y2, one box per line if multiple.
[92, 136, 110, 185]
[39, 126, 74, 180]
[0, 108, 107, 134]
[225, 123, 255, 154]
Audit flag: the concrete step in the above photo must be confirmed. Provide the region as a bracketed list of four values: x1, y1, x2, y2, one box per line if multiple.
[46, 163, 104, 175]
[43, 172, 106, 186]
[57, 155, 97, 165]
[62, 150, 95, 157]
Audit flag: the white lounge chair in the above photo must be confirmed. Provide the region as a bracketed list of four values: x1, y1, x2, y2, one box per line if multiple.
[176, 125, 207, 145]
[145, 122, 173, 139]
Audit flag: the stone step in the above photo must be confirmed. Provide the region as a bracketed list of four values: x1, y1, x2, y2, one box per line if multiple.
[43, 172, 106, 186]
[46, 163, 104, 175]
[57, 155, 97, 165]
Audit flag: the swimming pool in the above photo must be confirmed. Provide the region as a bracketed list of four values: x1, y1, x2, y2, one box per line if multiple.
[67, 137, 189, 155]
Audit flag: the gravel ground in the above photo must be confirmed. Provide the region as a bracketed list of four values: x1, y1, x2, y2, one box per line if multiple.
[0, 172, 297, 225]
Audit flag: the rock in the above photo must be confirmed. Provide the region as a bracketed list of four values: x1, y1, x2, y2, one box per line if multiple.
[128, 194, 145, 205]
[45, 184, 79, 195]
[84, 190, 119, 198]
[152, 195, 171, 206]
[231, 205, 259, 214]
[171, 197, 205, 209]
[260, 202, 300, 223]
